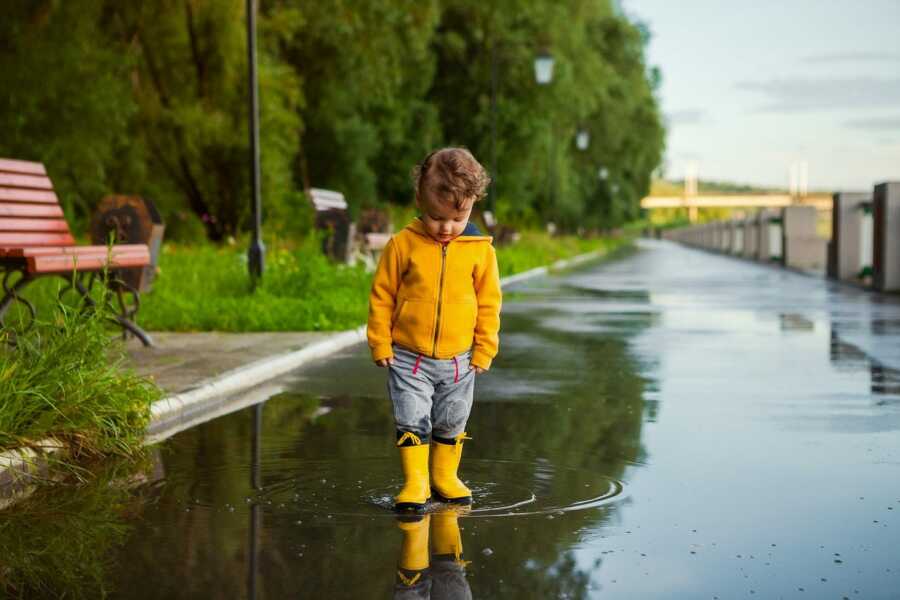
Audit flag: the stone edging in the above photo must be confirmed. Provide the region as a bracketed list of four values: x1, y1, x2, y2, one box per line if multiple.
[0, 246, 610, 494]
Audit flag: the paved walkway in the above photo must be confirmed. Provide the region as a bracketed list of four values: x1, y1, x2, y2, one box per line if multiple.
[126, 331, 333, 394]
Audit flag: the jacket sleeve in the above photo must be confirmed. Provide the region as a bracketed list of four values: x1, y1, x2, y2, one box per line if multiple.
[471, 243, 502, 370]
[367, 238, 402, 362]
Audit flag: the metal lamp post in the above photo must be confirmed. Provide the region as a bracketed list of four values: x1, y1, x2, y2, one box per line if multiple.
[246, 0, 265, 285]
[535, 50, 555, 220]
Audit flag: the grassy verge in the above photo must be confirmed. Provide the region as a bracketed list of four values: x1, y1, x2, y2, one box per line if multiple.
[0, 293, 161, 457]
[494, 232, 626, 277]
[13, 232, 631, 333]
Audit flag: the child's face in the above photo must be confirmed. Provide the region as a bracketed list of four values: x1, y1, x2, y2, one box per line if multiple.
[416, 192, 474, 243]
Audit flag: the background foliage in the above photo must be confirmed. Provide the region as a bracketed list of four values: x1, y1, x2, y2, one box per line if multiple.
[0, 0, 664, 238]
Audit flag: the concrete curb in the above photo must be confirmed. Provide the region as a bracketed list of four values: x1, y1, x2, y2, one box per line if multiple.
[148, 326, 367, 437]
[0, 245, 615, 496]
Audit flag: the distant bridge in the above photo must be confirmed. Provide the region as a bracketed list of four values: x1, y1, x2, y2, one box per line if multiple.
[641, 194, 831, 210]
[640, 193, 832, 222]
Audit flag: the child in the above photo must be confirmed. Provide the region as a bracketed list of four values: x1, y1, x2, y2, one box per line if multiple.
[367, 147, 502, 512]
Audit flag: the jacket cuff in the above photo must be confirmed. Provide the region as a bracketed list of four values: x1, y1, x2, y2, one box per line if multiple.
[371, 344, 394, 363]
[470, 348, 494, 371]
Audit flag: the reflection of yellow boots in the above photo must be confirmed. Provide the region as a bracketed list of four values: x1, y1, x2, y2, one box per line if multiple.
[430, 433, 472, 505]
[396, 515, 431, 587]
[430, 510, 473, 599]
[430, 511, 467, 566]
[395, 431, 430, 512]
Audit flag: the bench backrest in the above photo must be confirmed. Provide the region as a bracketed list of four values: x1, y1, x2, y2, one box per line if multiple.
[309, 188, 348, 212]
[0, 158, 74, 250]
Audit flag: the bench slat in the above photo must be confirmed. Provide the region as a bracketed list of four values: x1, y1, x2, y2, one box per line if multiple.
[0, 189, 60, 204]
[0, 232, 75, 247]
[0, 204, 64, 217]
[3, 244, 148, 258]
[28, 252, 150, 274]
[0, 218, 70, 233]
[0, 159, 46, 176]
[0, 174, 54, 190]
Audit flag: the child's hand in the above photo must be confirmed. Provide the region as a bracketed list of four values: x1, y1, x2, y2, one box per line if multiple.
[376, 357, 394, 367]
[470, 365, 486, 375]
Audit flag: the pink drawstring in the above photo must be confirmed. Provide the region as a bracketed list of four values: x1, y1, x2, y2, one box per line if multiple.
[412, 354, 423, 375]
[452, 356, 459, 383]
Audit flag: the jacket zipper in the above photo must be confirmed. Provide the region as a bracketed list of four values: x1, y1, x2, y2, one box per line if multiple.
[432, 243, 448, 357]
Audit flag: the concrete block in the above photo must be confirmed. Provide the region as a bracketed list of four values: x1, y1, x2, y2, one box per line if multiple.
[743, 218, 758, 259]
[783, 206, 825, 270]
[720, 221, 733, 253]
[784, 237, 827, 270]
[712, 223, 722, 250]
[757, 210, 782, 263]
[873, 182, 900, 292]
[829, 192, 871, 282]
[731, 221, 745, 255]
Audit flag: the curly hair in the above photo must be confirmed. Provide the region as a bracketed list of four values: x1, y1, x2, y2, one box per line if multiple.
[412, 147, 491, 210]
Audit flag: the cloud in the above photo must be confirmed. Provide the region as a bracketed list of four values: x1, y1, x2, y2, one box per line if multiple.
[736, 77, 900, 112]
[845, 116, 900, 130]
[665, 108, 707, 126]
[803, 52, 900, 64]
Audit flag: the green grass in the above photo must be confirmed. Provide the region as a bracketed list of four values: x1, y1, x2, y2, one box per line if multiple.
[140, 237, 373, 331]
[0, 289, 161, 457]
[495, 232, 626, 277]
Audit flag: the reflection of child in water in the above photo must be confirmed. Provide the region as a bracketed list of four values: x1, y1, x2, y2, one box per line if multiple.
[395, 511, 472, 600]
[367, 147, 502, 512]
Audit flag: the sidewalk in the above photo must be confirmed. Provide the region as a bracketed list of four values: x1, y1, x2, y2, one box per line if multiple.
[126, 331, 333, 394]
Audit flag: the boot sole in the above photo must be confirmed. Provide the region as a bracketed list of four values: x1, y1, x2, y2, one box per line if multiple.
[431, 488, 472, 505]
[394, 499, 430, 513]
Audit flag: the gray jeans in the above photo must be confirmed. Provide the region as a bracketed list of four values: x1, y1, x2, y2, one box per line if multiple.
[388, 345, 475, 440]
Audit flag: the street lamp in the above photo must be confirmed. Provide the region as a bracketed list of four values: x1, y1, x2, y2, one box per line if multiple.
[246, 0, 265, 285]
[534, 50, 554, 85]
[576, 129, 590, 151]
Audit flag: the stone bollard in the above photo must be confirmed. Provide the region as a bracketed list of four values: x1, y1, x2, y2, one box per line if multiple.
[782, 206, 826, 271]
[828, 192, 872, 283]
[720, 221, 732, 253]
[731, 220, 745, 255]
[757, 209, 782, 263]
[743, 216, 758, 259]
[873, 182, 900, 292]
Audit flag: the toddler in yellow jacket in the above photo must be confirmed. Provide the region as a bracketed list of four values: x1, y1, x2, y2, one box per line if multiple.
[368, 147, 502, 512]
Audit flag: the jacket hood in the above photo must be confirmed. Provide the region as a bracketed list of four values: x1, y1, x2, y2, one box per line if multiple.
[406, 218, 493, 243]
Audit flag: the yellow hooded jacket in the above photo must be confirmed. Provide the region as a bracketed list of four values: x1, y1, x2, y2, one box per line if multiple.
[367, 218, 502, 370]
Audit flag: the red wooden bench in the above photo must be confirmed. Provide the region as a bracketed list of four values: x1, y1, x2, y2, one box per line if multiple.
[0, 158, 154, 345]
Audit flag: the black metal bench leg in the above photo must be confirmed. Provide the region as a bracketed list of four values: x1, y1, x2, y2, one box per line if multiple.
[72, 278, 154, 348]
[0, 269, 36, 332]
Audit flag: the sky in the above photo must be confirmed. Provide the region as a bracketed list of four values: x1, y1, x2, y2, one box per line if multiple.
[622, 0, 900, 191]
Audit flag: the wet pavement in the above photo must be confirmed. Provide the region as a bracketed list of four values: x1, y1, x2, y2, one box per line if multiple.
[3, 239, 900, 599]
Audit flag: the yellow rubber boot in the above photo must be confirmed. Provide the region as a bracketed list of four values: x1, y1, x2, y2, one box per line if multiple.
[395, 431, 430, 512]
[396, 514, 431, 587]
[430, 432, 472, 505]
[430, 510, 468, 566]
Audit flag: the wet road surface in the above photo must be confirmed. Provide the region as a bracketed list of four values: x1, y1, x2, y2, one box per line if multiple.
[4, 240, 900, 599]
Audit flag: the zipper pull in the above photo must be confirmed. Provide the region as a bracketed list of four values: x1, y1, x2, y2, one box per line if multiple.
[442, 244, 448, 256]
